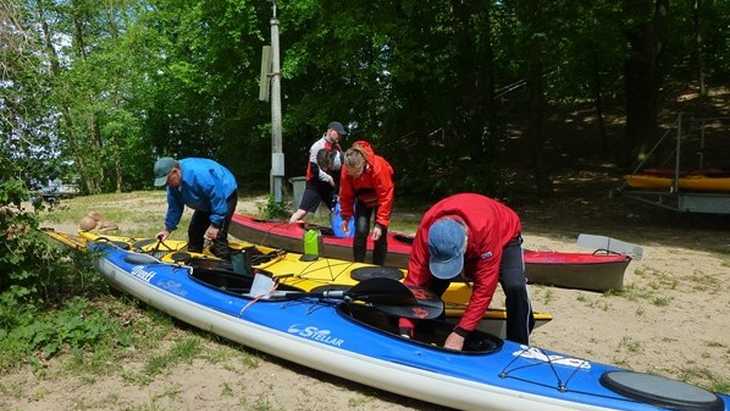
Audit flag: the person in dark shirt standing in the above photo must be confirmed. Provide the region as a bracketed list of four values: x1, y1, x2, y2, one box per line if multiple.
[289, 121, 347, 223]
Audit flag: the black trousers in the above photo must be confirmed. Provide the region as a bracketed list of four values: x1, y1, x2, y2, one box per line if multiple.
[353, 199, 388, 265]
[188, 191, 238, 258]
[429, 235, 535, 345]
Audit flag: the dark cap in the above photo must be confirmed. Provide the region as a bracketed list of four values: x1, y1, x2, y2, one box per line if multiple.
[153, 157, 178, 186]
[328, 121, 348, 137]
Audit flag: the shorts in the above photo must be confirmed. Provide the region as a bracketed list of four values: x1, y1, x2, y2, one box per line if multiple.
[298, 181, 335, 213]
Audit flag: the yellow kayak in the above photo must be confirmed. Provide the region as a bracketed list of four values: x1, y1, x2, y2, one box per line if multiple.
[44, 229, 552, 336]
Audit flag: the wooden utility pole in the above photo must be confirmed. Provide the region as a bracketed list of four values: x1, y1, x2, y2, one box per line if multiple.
[270, 1, 284, 202]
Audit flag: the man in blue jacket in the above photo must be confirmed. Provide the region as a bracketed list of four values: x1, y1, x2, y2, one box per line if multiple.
[154, 157, 238, 257]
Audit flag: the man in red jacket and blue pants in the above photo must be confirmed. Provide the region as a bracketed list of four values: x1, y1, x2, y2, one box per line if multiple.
[399, 193, 534, 350]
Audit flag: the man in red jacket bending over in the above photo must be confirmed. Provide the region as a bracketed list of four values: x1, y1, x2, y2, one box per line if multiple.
[399, 193, 534, 350]
[339, 141, 394, 265]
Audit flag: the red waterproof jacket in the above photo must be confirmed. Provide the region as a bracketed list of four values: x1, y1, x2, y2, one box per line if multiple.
[339, 141, 395, 227]
[400, 193, 521, 333]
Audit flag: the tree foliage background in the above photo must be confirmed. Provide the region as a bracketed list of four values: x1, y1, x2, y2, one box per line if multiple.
[2, 0, 729, 197]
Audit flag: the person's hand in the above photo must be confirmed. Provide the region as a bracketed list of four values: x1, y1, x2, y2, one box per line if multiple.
[156, 229, 170, 241]
[205, 226, 220, 241]
[371, 225, 383, 241]
[444, 332, 465, 351]
[341, 219, 350, 234]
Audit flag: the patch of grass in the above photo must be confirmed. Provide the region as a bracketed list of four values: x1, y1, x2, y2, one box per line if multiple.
[125, 399, 166, 411]
[143, 337, 202, 376]
[688, 273, 722, 293]
[153, 384, 182, 402]
[542, 289, 554, 305]
[0, 380, 23, 400]
[204, 345, 237, 365]
[124, 336, 203, 385]
[617, 336, 641, 353]
[252, 398, 281, 411]
[70, 392, 123, 411]
[30, 386, 49, 401]
[678, 367, 730, 393]
[41, 191, 166, 224]
[652, 295, 672, 306]
[348, 395, 374, 408]
[609, 284, 646, 301]
[240, 351, 261, 369]
[602, 288, 622, 297]
[221, 382, 234, 397]
[713, 380, 730, 394]
[576, 294, 588, 302]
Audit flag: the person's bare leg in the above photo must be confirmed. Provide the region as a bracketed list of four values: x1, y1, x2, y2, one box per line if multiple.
[289, 209, 308, 223]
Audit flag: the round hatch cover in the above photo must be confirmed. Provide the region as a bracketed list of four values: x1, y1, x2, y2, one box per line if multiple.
[600, 370, 723, 411]
[351, 266, 403, 281]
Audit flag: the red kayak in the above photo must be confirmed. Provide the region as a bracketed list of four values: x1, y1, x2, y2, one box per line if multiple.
[230, 214, 631, 292]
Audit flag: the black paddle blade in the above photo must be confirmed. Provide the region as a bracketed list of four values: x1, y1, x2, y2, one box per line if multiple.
[372, 300, 443, 320]
[346, 278, 416, 306]
[404, 284, 445, 318]
[346, 278, 445, 319]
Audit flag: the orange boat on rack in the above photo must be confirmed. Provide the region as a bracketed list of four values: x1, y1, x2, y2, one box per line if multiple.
[624, 173, 730, 192]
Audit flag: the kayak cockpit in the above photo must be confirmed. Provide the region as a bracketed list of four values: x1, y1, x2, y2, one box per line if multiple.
[337, 303, 503, 355]
[189, 262, 299, 296]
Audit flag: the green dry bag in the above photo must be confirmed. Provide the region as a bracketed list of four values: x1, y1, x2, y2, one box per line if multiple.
[301, 228, 320, 261]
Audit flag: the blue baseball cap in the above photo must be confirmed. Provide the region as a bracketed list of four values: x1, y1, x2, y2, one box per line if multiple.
[428, 218, 467, 280]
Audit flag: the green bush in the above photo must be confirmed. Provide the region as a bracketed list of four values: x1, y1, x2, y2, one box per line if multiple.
[0, 178, 111, 368]
[0, 298, 129, 368]
[258, 193, 289, 220]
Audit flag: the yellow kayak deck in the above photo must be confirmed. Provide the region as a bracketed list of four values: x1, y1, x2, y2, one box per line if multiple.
[44, 229, 552, 325]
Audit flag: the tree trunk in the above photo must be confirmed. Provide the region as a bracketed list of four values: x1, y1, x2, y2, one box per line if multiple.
[115, 155, 123, 193]
[478, 3, 498, 190]
[591, 58, 608, 154]
[622, 0, 669, 166]
[36, 1, 61, 76]
[451, 0, 482, 157]
[693, 0, 706, 96]
[522, 0, 551, 195]
[71, 4, 88, 59]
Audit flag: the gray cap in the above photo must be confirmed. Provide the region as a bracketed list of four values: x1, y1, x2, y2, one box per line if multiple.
[328, 121, 348, 137]
[153, 157, 178, 186]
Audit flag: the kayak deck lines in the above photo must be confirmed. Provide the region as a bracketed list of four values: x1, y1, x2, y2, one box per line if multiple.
[85, 239, 728, 410]
[500, 345, 593, 394]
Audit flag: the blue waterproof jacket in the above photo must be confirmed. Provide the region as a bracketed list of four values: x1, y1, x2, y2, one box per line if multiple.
[164, 158, 237, 231]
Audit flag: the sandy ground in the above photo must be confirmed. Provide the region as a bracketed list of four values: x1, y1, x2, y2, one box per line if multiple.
[3, 190, 730, 410]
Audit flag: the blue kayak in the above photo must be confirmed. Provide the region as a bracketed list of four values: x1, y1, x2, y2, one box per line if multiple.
[91, 242, 729, 411]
